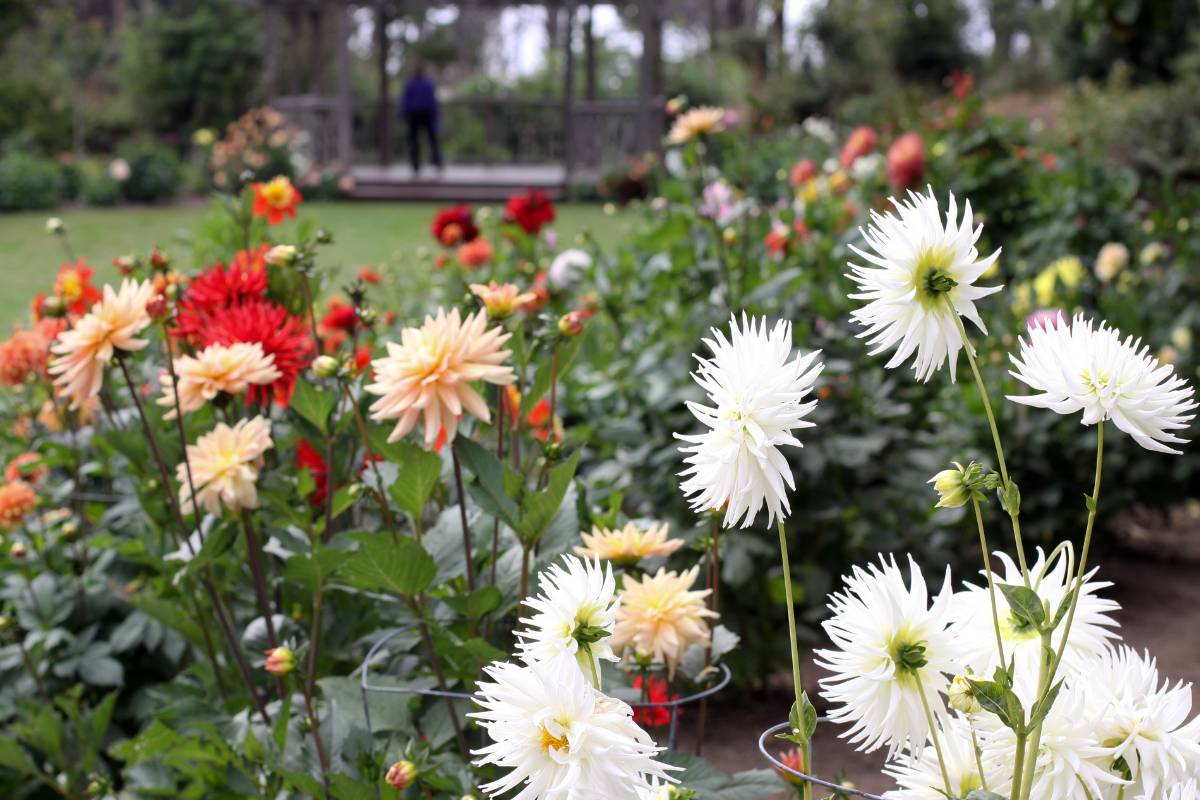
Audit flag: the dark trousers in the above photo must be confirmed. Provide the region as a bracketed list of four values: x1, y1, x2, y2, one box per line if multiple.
[406, 111, 443, 171]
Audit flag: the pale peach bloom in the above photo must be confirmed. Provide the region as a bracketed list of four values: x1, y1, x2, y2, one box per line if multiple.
[666, 106, 727, 145]
[574, 522, 684, 566]
[610, 566, 716, 677]
[37, 395, 99, 432]
[469, 281, 537, 319]
[0, 481, 37, 531]
[179, 416, 273, 515]
[366, 308, 515, 447]
[48, 279, 155, 409]
[157, 342, 281, 418]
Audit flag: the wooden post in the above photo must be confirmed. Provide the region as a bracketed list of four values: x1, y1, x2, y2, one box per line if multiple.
[562, 1, 577, 189]
[636, 0, 662, 153]
[336, 2, 353, 170]
[376, 3, 392, 166]
[583, 4, 596, 101]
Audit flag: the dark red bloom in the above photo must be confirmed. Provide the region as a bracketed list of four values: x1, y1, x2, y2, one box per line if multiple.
[430, 204, 479, 246]
[632, 675, 679, 727]
[173, 245, 270, 342]
[353, 344, 372, 372]
[201, 299, 315, 407]
[296, 439, 329, 506]
[320, 297, 359, 335]
[504, 190, 556, 235]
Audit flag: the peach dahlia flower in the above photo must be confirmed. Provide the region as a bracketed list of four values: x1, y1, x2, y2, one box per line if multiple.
[610, 566, 716, 677]
[574, 522, 684, 566]
[469, 281, 537, 319]
[158, 342, 281, 418]
[666, 106, 727, 145]
[0, 480, 37, 531]
[179, 416, 273, 515]
[366, 308, 515, 448]
[48, 279, 156, 409]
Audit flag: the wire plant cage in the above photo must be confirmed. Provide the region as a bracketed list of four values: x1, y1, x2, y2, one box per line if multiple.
[758, 721, 888, 800]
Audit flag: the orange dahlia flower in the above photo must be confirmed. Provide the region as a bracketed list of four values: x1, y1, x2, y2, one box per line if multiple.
[251, 176, 302, 225]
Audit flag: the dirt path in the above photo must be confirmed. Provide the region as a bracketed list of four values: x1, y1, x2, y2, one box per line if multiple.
[671, 553, 1200, 795]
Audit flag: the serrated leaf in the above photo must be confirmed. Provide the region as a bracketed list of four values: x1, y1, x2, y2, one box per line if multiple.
[516, 449, 581, 545]
[442, 586, 502, 619]
[284, 550, 354, 592]
[342, 535, 436, 596]
[455, 438, 520, 526]
[998, 583, 1046, 629]
[290, 380, 338, 434]
[386, 441, 444, 520]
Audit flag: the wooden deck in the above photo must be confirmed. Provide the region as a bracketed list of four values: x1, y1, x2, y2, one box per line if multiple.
[347, 164, 585, 202]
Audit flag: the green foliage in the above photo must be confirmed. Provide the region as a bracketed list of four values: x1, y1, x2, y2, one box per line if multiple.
[116, 139, 182, 203]
[0, 151, 64, 210]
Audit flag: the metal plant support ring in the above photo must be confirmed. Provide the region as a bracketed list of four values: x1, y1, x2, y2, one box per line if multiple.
[360, 628, 733, 751]
[758, 722, 888, 800]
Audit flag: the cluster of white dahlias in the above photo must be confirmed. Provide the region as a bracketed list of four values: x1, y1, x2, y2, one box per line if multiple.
[471, 555, 678, 799]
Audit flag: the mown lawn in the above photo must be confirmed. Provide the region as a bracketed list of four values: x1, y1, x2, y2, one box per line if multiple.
[0, 200, 632, 328]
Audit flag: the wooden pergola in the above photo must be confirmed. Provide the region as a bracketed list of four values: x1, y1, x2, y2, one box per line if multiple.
[260, 1, 665, 199]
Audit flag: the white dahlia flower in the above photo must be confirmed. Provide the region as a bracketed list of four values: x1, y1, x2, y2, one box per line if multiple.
[950, 549, 1120, 680]
[676, 314, 823, 529]
[516, 555, 620, 686]
[847, 188, 1001, 382]
[816, 555, 958, 758]
[1007, 312, 1196, 453]
[471, 657, 676, 800]
[1148, 780, 1200, 800]
[884, 714, 1011, 800]
[1088, 647, 1200, 798]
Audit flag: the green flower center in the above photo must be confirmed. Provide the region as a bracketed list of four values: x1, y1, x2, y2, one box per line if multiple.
[890, 638, 929, 674]
[913, 247, 958, 307]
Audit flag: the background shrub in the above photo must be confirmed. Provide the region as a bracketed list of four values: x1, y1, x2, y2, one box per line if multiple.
[78, 159, 122, 206]
[116, 140, 181, 203]
[0, 151, 64, 210]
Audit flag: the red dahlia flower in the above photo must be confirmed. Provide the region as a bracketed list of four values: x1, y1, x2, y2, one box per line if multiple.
[504, 190, 556, 235]
[173, 245, 271, 342]
[201, 300, 315, 407]
[296, 439, 329, 506]
[839, 125, 877, 168]
[320, 297, 359, 335]
[886, 132, 925, 190]
[430, 204, 479, 246]
[632, 675, 679, 727]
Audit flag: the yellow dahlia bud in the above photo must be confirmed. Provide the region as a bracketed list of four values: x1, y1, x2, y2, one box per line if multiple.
[722, 227, 737, 246]
[312, 355, 341, 379]
[385, 760, 417, 790]
[928, 461, 997, 509]
[264, 646, 295, 676]
[265, 244, 298, 267]
[948, 675, 982, 714]
[1094, 242, 1128, 283]
[45, 217, 65, 235]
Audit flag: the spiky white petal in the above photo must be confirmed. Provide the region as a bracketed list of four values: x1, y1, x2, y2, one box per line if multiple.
[884, 714, 1012, 799]
[471, 656, 676, 800]
[816, 555, 958, 758]
[847, 187, 1001, 382]
[676, 314, 823, 529]
[516, 555, 620, 686]
[1007, 312, 1196, 453]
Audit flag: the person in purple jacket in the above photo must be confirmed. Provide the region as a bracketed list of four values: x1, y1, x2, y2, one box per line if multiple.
[400, 62, 443, 175]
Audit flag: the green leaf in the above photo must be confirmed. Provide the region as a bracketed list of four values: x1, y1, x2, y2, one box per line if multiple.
[455, 438, 519, 525]
[290, 380, 337, 434]
[0, 737, 38, 776]
[515, 449, 581, 545]
[1000, 479, 1021, 515]
[79, 656, 124, 687]
[128, 594, 205, 648]
[387, 440, 444, 520]
[442, 586, 502, 620]
[1050, 588, 1075, 630]
[776, 692, 819, 747]
[520, 337, 584, 417]
[1084, 493, 1097, 514]
[284, 550, 354, 592]
[968, 678, 1026, 734]
[329, 485, 358, 519]
[998, 583, 1046, 630]
[342, 535, 436, 596]
[1028, 680, 1064, 729]
[182, 521, 237, 576]
[965, 792, 1010, 800]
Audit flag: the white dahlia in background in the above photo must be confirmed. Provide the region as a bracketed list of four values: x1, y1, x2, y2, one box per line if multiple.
[48, 279, 156, 408]
[366, 307, 515, 448]
[884, 714, 1011, 799]
[980, 680, 1125, 800]
[157, 342, 281, 417]
[471, 657, 676, 800]
[1088, 647, 1200, 797]
[1151, 780, 1200, 800]
[846, 188, 1001, 382]
[1007, 312, 1197, 453]
[178, 416, 273, 515]
[676, 315, 823, 529]
[950, 549, 1120, 680]
[816, 555, 958, 758]
[517, 555, 620, 686]
[610, 566, 715, 677]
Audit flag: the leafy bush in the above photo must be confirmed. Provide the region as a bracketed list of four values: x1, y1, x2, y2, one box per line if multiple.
[78, 160, 121, 206]
[0, 151, 64, 210]
[117, 140, 181, 203]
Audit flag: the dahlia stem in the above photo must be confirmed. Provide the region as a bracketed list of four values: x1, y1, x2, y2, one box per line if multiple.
[295, 668, 331, 793]
[916, 679, 953, 798]
[969, 724, 988, 792]
[407, 595, 469, 758]
[948, 306, 1032, 589]
[299, 271, 322, 346]
[971, 498, 1006, 669]
[451, 444, 476, 591]
[775, 520, 812, 800]
[342, 383, 399, 545]
[240, 510, 278, 647]
[1010, 729, 1027, 800]
[300, 582, 331, 793]
[1019, 630, 1052, 799]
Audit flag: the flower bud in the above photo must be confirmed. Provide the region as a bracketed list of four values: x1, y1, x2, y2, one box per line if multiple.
[1094, 242, 1128, 283]
[113, 255, 137, 275]
[264, 646, 295, 676]
[722, 227, 737, 246]
[0, 614, 11, 631]
[45, 217, 65, 235]
[385, 760, 417, 790]
[9, 542, 26, 559]
[928, 461, 996, 509]
[149, 248, 170, 271]
[315, 228, 333, 245]
[60, 520, 80, 542]
[146, 295, 169, 321]
[265, 244, 298, 267]
[948, 675, 982, 714]
[312, 355, 341, 379]
[357, 306, 378, 327]
[42, 295, 67, 319]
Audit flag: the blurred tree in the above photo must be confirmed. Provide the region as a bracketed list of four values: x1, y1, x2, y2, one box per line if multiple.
[121, 0, 263, 135]
[1060, 0, 1200, 83]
